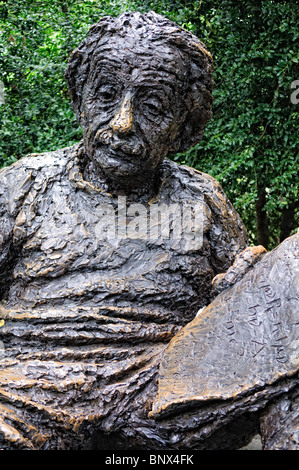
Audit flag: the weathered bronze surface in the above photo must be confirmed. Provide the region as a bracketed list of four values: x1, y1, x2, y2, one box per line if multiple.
[151, 233, 298, 419]
[260, 387, 299, 450]
[0, 11, 297, 450]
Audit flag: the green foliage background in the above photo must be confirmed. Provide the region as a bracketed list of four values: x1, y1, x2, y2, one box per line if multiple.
[0, 0, 298, 248]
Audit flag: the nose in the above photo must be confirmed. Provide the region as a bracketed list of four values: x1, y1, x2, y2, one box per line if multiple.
[109, 92, 134, 136]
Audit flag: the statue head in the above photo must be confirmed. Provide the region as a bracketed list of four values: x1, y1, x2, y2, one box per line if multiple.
[65, 11, 213, 190]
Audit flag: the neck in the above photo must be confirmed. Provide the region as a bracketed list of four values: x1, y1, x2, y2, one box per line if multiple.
[77, 146, 162, 203]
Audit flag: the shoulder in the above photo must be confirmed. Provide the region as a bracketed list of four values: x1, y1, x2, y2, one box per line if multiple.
[161, 159, 233, 206]
[161, 159, 249, 269]
[0, 142, 77, 180]
[0, 143, 79, 216]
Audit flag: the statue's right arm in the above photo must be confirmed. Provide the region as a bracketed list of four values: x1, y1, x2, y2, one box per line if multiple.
[0, 160, 33, 298]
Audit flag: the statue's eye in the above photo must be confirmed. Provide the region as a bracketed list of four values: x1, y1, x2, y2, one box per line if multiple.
[145, 102, 160, 114]
[142, 98, 162, 116]
[98, 85, 117, 102]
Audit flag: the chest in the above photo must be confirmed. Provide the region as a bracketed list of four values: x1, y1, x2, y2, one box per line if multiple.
[12, 180, 205, 282]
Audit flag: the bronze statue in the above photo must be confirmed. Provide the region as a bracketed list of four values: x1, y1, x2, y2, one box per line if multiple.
[0, 11, 297, 450]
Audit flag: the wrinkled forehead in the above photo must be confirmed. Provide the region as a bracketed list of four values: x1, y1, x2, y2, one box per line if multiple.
[87, 33, 187, 91]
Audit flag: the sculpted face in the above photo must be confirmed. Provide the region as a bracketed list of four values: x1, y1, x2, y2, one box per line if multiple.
[65, 12, 214, 191]
[80, 35, 188, 187]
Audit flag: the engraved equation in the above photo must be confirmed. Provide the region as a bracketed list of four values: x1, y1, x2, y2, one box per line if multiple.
[222, 257, 290, 365]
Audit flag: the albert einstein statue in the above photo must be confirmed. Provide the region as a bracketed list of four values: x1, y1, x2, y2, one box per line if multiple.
[2, 12, 291, 451]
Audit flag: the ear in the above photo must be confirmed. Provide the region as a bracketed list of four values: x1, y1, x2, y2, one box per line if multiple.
[170, 104, 212, 154]
[65, 49, 86, 119]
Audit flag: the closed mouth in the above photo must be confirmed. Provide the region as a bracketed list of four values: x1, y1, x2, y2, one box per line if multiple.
[95, 140, 145, 161]
[94, 146, 143, 169]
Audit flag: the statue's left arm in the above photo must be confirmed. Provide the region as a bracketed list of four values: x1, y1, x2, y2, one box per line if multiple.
[199, 170, 267, 296]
